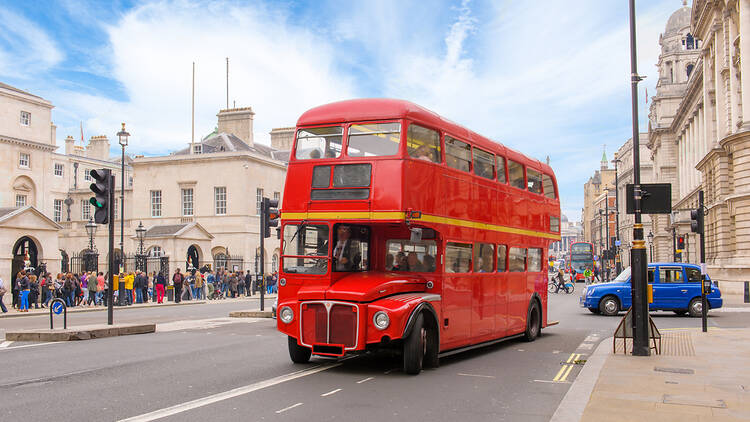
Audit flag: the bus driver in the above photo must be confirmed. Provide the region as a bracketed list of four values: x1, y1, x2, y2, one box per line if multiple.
[333, 225, 360, 271]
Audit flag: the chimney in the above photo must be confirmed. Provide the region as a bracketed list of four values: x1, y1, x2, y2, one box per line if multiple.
[270, 127, 295, 151]
[217, 107, 254, 145]
[65, 135, 75, 155]
[86, 135, 111, 161]
[50, 123, 57, 146]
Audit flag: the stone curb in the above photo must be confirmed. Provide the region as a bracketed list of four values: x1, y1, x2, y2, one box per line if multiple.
[0, 301, 207, 319]
[549, 336, 612, 422]
[5, 323, 156, 342]
[229, 310, 274, 318]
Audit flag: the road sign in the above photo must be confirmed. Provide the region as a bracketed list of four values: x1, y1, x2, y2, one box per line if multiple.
[615, 240, 621, 247]
[52, 301, 64, 315]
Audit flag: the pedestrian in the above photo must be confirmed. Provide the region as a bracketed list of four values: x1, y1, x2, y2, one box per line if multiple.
[86, 272, 97, 306]
[125, 272, 135, 305]
[18, 271, 30, 312]
[172, 269, 184, 303]
[96, 272, 105, 305]
[146, 272, 153, 303]
[244, 271, 252, 297]
[155, 272, 166, 304]
[193, 272, 203, 300]
[28, 274, 40, 309]
[63, 273, 74, 307]
[75, 273, 83, 306]
[229, 272, 238, 298]
[134, 271, 144, 304]
[81, 272, 89, 305]
[0, 275, 8, 313]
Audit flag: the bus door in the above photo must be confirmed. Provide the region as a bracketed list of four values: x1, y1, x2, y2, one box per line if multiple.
[506, 246, 528, 335]
[471, 243, 496, 341]
[442, 241, 473, 348]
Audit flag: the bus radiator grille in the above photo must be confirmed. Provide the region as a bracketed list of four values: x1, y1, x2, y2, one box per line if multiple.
[329, 304, 357, 348]
[302, 303, 327, 345]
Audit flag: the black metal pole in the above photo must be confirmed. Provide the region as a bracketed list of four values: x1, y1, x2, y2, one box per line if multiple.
[108, 172, 115, 325]
[628, 0, 650, 356]
[673, 226, 677, 261]
[605, 200, 610, 281]
[260, 198, 266, 311]
[614, 161, 622, 274]
[699, 190, 707, 332]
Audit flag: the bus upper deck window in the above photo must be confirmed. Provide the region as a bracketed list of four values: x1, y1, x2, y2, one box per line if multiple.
[508, 160, 525, 189]
[527, 169, 543, 194]
[542, 174, 556, 199]
[295, 126, 343, 159]
[347, 123, 400, 157]
[407, 124, 440, 163]
[473, 148, 495, 180]
[497, 156, 507, 184]
[445, 136, 471, 172]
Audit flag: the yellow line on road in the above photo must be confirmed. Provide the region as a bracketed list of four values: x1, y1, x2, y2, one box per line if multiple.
[553, 365, 568, 382]
[566, 353, 575, 363]
[559, 365, 574, 382]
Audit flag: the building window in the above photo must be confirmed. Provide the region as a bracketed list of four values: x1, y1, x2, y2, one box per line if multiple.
[150, 190, 162, 217]
[19, 153, 30, 168]
[114, 197, 119, 220]
[54, 199, 63, 222]
[15, 194, 27, 207]
[81, 199, 91, 220]
[256, 188, 264, 215]
[54, 163, 64, 177]
[148, 246, 164, 257]
[182, 188, 194, 216]
[215, 187, 227, 215]
[84, 169, 93, 182]
[273, 191, 280, 201]
[128, 175, 133, 187]
[20, 111, 30, 126]
[193, 144, 202, 154]
[272, 254, 279, 273]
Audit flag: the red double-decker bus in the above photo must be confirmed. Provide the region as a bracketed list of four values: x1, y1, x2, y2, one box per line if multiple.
[277, 99, 561, 374]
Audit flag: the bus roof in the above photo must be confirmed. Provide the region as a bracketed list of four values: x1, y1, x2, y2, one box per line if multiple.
[296, 98, 552, 174]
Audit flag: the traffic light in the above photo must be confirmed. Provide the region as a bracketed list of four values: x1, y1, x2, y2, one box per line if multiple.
[89, 169, 111, 224]
[677, 235, 685, 252]
[690, 208, 704, 234]
[263, 198, 280, 238]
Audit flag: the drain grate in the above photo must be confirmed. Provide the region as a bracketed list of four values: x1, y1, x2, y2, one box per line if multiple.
[655, 367, 695, 374]
[663, 394, 727, 408]
[661, 331, 695, 356]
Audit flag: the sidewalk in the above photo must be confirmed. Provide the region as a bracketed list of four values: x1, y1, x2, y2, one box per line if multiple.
[0, 293, 277, 319]
[556, 327, 750, 421]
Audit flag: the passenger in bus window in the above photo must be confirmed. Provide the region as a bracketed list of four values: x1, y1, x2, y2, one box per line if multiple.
[407, 252, 425, 272]
[423, 254, 436, 272]
[333, 225, 359, 271]
[394, 252, 407, 270]
[385, 253, 395, 271]
[414, 145, 436, 162]
[309, 149, 321, 159]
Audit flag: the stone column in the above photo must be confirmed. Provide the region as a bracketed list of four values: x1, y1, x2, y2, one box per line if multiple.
[740, 0, 750, 127]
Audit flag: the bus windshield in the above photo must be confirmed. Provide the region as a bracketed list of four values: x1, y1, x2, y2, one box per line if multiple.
[282, 224, 329, 274]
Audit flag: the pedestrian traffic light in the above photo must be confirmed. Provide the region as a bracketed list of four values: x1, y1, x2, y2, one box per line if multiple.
[263, 197, 280, 238]
[89, 169, 111, 224]
[690, 208, 703, 234]
[677, 235, 685, 252]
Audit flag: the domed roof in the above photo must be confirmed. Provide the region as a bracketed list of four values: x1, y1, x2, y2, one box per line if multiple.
[665, 4, 691, 36]
[561, 214, 569, 223]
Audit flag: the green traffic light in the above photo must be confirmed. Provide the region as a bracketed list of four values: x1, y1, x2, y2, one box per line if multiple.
[90, 197, 104, 208]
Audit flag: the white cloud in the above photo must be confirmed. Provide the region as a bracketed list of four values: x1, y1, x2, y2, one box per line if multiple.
[0, 7, 64, 78]
[52, 0, 356, 154]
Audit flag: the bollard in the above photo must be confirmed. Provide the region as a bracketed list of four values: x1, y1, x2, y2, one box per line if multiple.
[745, 281, 749, 304]
[49, 298, 67, 329]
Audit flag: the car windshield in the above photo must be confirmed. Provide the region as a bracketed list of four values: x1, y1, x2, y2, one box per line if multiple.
[610, 266, 631, 283]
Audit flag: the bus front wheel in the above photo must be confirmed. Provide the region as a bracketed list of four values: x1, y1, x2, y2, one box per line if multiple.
[403, 313, 425, 375]
[288, 336, 312, 364]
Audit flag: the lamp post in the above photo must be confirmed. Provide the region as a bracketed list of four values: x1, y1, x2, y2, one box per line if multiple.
[612, 156, 622, 274]
[117, 123, 129, 272]
[647, 231, 654, 262]
[135, 221, 146, 272]
[85, 217, 98, 272]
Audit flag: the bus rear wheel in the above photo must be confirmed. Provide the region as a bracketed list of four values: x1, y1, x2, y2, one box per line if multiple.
[403, 313, 425, 375]
[524, 301, 541, 342]
[288, 336, 312, 364]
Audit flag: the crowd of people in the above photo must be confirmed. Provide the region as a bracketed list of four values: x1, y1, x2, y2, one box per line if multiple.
[0, 268, 279, 313]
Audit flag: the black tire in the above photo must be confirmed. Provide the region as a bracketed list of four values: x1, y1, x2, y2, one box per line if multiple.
[524, 301, 541, 342]
[403, 313, 425, 375]
[548, 283, 556, 293]
[688, 298, 702, 318]
[673, 310, 687, 317]
[288, 336, 312, 364]
[565, 284, 574, 294]
[599, 295, 620, 316]
[588, 308, 600, 314]
[423, 316, 440, 369]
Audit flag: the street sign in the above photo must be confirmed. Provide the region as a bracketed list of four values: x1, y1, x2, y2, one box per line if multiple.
[615, 240, 621, 247]
[626, 183, 672, 214]
[52, 301, 64, 315]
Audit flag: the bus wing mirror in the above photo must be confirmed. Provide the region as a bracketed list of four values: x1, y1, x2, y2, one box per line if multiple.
[410, 228, 423, 242]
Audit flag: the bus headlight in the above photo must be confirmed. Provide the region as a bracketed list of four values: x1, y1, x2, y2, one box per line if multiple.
[279, 306, 294, 324]
[279, 278, 286, 287]
[373, 311, 390, 330]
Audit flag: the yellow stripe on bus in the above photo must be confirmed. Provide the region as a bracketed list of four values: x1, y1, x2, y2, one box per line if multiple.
[281, 211, 561, 241]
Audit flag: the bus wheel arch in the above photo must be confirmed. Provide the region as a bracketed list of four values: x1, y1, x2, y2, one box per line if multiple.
[402, 302, 440, 372]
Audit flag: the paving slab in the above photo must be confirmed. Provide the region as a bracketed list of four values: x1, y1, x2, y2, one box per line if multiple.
[5, 323, 156, 341]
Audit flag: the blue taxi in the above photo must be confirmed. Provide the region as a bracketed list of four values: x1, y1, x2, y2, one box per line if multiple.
[580, 263, 722, 316]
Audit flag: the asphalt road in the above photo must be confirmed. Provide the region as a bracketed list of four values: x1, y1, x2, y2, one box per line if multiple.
[1, 285, 746, 422]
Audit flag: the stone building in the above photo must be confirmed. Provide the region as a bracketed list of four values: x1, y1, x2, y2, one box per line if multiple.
[582, 150, 615, 248]
[0, 81, 290, 307]
[648, 0, 750, 299]
[549, 215, 583, 258]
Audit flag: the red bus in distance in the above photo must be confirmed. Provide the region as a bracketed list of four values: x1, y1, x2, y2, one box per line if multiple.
[277, 99, 561, 374]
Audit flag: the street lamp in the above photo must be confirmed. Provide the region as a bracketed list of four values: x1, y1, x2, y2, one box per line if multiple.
[647, 231, 654, 262]
[85, 217, 98, 271]
[116, 122, 130, 272]
[135, 221, 147, 272]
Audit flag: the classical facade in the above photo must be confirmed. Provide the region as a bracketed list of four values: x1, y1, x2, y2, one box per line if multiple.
[582, 150, 615, 248]
[549, 215, 583, 258]
[0, 81, 289, 307]
[648, 0, 750, 298]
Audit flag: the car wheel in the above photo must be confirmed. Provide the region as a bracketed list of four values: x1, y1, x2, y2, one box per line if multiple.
[599, 296, 620, 316]
[288, 336, 312, 364]
[403, 313, 425, 375]
[688, 298, 703, 318]
[673, 310, 687, 317]
[588, 308, 601, 314]
[524, 301, 541, 342]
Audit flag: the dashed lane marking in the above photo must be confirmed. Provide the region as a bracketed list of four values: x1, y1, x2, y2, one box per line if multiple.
[275, 403, 303, 414]
[457, 373, 496, 379]
[118, 363, 339, 421]
[356, 377, 374, 384]
[0, 341, 13, 348]
[321, 388, 341, 397]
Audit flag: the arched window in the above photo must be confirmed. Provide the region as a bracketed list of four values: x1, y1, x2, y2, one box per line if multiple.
[687, 63, 694, 78]
[272, 254, 279, 273]
[686, 33, 695, 50]
[214, 253, 228, 270]
[148, 246, 164, 257]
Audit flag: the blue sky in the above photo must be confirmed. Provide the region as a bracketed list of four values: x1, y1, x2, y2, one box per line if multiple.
[0, 0, 684, 220]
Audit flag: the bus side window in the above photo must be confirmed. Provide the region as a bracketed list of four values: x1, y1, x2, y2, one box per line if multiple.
[527, 248, 542, 272]
[542, 173, 556, 199]
[473, 148, 495, 180]
[445, 136, 472, 172]
[508, 160, 525, 189]
[527, 168, 543, 194]
[407, 124, 440, 163]
[497, 156, 507, 184]
[445, 242, 472, 273]
[509, 247, 526, 272]
[497, 245, 507, 272]
[473, 243, 494, 272]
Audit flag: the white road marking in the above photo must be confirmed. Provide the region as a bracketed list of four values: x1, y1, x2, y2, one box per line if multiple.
[118, 363, 339, 422]
[715, 307, 750, 313]
[534, 379, 571, 384]
[0, 342, 55, 352]
[321, 388, 341, 397]
[578, 343, 594, 350]
[517, 349, 525, 352]
[457, 373, 496, 379]
[356, 377, 374, 384]
[0, 341, 13, 348]
[383, 368, 396, 374]
[584, 334, 600, 342]
[275, 402, 303, 414]
[156, 317, 259, 333]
